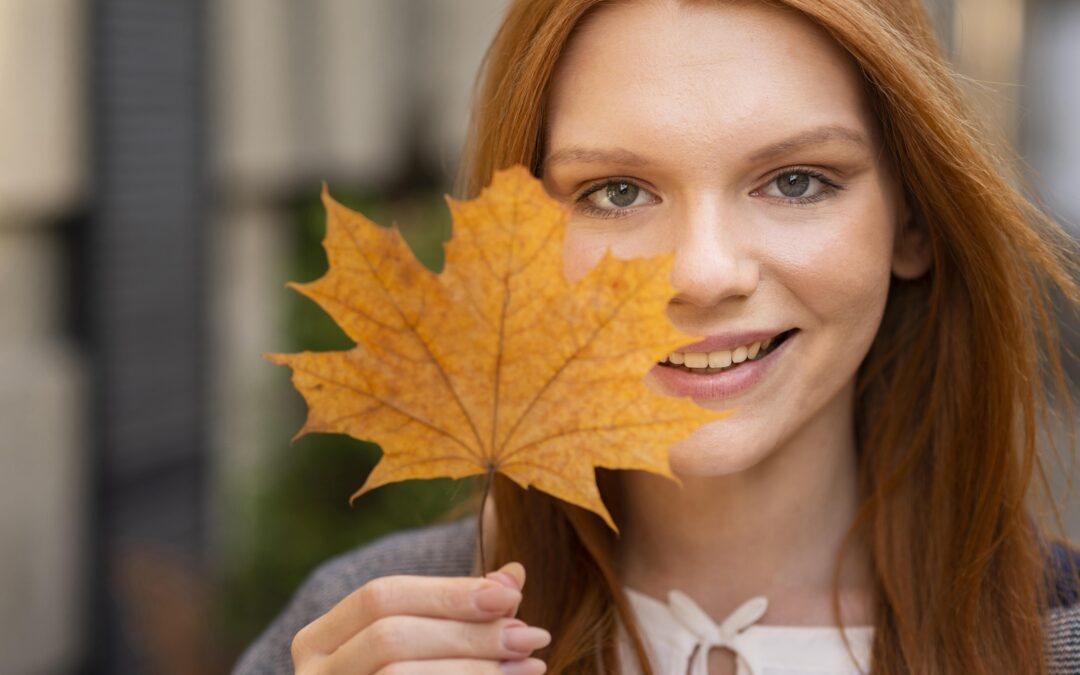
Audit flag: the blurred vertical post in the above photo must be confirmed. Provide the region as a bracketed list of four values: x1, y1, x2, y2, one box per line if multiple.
[89, 1, 210, 673]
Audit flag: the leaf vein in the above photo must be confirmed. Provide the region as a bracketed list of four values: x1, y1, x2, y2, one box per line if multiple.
[336, 211, 488, 454]
[495, 261, 666, 455]
[287, 362, 484, 465]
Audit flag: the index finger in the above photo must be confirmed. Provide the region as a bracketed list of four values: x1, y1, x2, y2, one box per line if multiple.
[294, 573, 523, 658]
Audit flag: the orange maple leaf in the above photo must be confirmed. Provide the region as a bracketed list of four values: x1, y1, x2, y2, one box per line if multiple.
[266, 165, 722, 531]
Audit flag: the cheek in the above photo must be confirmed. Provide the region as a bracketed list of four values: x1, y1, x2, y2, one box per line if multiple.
[561, 219, 668, 283]
[561, 228, 606, 283]
[764, 203, 895, 332]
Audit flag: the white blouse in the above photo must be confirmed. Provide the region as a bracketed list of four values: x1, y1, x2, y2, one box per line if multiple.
[617, 588, 874, 675]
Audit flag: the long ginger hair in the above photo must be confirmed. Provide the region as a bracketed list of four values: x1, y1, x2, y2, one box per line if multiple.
[456, 0, 1080, 672]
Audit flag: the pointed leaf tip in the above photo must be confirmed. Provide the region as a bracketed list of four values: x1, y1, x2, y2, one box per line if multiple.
[263, 351, 293, 367]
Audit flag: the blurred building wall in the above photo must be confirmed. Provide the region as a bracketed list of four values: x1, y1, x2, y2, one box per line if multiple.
[0, 1, 87, 674]
[1025, 0, 1080, 236]
[952, 0, 1027, 141]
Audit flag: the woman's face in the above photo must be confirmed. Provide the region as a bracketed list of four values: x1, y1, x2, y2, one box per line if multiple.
[542, 0, 925, 476]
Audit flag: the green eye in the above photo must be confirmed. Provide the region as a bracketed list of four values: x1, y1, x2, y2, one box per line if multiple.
[576, 179, 656, 218]
[606, 182, 639, 207]
[777, 173, 811, 197]
[759, 167, 844, 206]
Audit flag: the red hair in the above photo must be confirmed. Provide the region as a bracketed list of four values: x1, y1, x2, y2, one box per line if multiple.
[458, 1, 1080, 672]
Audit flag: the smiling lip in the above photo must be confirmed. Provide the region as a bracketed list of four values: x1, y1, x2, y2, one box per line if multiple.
[649, 329, 797, 400]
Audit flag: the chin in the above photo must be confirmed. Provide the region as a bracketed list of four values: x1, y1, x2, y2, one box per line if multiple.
[667, 425, 772, 477]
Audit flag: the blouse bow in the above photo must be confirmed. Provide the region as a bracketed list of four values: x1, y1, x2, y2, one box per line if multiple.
[666, 591, 769, 675]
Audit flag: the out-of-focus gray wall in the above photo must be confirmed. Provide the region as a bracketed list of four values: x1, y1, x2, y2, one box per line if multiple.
[1026, 0, 1080, 236]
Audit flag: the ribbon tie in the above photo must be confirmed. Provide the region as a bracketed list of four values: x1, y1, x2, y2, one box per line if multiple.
[667, 592, 769, 675]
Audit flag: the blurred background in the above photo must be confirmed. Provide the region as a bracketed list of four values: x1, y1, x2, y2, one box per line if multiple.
[1, 0, 1077, 673]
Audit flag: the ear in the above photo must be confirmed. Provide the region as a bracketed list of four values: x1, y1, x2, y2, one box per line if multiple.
[891, 197, 932, 280]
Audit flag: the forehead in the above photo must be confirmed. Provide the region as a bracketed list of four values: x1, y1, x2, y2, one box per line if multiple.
[544, 0, 877, 166]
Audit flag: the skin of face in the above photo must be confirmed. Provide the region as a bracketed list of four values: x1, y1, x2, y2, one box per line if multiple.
[542, 0, 931, 480]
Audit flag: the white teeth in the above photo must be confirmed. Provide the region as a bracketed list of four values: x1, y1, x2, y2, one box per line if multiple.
[683, 352, 709, 368]
[748, 340, 761, 359]
[708, 350, 732, 368]
[667, 334, 782, 370]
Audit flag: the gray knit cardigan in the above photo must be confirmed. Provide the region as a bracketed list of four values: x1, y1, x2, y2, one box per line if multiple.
[232, 518, 1080, 674]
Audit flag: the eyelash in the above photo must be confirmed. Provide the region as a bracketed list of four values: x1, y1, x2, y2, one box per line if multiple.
[574, 166, 845, 219]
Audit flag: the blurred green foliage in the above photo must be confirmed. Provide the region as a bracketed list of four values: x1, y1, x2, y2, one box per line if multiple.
[217, 186, 478, 656]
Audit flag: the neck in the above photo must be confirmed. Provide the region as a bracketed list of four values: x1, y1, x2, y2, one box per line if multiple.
[616, 382, 875, 626]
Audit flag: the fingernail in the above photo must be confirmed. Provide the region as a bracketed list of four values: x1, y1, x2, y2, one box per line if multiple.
[501, 657, 547, 675]
[486, 570, 519, 590]
[502, 625, 551, 653]
[473, 583, 521, 612]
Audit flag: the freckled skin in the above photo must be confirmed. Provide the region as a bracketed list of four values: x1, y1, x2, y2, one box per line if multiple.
[539, 0, 932, 650]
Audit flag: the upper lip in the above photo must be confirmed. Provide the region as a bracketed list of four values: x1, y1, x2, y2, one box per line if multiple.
[675, 328, 793, 353]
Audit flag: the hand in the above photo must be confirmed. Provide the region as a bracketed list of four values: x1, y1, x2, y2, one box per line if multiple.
[291, 562, 549, 674]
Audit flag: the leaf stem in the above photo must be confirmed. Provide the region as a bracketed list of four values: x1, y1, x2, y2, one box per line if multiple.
[477, 465, 494, 575]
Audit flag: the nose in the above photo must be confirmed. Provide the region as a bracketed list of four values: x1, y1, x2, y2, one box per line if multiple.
[668, 200, 759, 307]
[665, 198, 760, 306]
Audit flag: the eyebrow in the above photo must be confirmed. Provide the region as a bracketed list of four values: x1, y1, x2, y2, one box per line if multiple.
[747, 124, 869, 162]
[544, 145, 652, 168]
[543, 124, 869, 169]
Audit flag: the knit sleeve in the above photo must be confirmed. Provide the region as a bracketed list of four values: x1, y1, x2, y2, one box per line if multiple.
[229, 518, 477, 675]
[1047, 604, 1080, 674]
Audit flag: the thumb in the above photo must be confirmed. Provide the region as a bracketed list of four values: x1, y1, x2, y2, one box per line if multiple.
[486, 561, 526, 592]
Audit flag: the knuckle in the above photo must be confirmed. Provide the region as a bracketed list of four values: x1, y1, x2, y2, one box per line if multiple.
[477, 619, 510, 654]
[441, 579, 472, 614]
[366, 616, 409, 659]
[290, 624, 318, 663]
[358, 577, 395, 618]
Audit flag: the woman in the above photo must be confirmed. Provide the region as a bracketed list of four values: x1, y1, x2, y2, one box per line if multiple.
[235, 0, 1080, 673]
